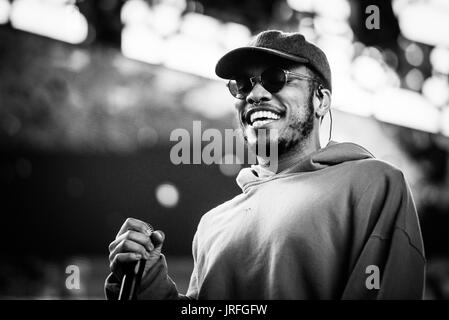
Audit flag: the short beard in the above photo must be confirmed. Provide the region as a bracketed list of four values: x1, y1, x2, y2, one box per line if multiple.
[277, 93, 315, 155]
[240, 91, 315, 157]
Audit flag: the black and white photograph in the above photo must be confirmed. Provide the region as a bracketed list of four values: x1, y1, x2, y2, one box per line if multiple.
[1, 0, 449, 309]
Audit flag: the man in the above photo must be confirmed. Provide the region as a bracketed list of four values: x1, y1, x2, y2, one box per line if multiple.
[105, 30, 426, 299]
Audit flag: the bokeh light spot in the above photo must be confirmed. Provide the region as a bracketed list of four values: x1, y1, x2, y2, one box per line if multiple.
[156, 183, 179, 208]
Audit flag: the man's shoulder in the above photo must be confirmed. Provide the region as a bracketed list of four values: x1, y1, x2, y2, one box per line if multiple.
[345, 157, 404, 179]
[343, 158, 408, 192]
[197, 193, 245, 226]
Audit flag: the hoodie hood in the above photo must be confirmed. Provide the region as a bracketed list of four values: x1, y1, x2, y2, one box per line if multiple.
[236, 141, 374, 191]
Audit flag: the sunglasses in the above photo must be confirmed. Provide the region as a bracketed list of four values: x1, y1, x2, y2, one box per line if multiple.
[227, 67, 319, 99]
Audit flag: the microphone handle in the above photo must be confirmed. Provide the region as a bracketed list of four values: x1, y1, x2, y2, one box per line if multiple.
[118, 259, 146, 300]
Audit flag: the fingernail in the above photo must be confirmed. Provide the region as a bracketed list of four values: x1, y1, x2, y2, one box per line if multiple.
[135, 254, 142, 260]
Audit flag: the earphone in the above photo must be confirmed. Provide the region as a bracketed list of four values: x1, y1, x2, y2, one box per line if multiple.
[316, 84, 324, 98]
[315, 84, 333, 143]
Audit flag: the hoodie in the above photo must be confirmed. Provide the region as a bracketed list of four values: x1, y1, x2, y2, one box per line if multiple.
[105, 141, 426, 299]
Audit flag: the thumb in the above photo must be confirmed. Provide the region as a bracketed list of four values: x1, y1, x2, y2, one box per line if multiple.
[142, 230, 165, 275]
[151, 230, 165, 250]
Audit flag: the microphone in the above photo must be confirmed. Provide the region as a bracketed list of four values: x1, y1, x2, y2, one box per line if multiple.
[118, 224, 153, 300]
[118, 259, 146, 300]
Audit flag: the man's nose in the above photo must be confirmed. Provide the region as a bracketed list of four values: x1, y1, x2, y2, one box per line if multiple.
[246, 82, 272, 105]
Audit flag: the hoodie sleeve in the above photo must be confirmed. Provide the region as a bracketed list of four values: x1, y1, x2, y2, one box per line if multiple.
[185, 231, 200, 299]
[104, 253, 195, 300]
[341, 167, 426, 299]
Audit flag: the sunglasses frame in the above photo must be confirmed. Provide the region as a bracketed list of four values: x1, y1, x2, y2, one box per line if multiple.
[227, 67, 320, 100]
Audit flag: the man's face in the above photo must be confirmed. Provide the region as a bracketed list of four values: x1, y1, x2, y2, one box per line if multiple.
[234, 62, 316, 157]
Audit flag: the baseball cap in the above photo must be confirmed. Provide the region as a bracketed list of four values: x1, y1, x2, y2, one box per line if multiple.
[215, 30, 332, 91]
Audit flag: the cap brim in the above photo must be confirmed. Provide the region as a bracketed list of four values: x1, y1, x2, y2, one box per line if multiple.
[215, 47, 309, 79]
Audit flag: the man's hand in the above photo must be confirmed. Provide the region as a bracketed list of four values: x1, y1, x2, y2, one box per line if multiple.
[108, 217, 165, 280]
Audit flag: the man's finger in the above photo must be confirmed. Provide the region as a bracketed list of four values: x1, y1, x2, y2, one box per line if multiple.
[109, 230, 154, 253]
[116, 217, 153, 239]
[109, 239, 149, 263]
[151, 230, 165, 248]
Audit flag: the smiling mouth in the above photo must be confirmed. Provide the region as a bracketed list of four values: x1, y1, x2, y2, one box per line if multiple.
[244, 109, 283, 128]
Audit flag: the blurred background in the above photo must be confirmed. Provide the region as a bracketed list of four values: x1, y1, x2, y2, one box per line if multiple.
[0, 0, 448, 299]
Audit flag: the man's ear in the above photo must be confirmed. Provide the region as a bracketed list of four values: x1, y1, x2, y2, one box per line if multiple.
[314, 88, 331, 119]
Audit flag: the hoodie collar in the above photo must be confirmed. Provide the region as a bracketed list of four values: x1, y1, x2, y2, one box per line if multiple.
[236, 141, 374, 192]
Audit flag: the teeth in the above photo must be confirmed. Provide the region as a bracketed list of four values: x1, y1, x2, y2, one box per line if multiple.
[252, 119, 276, 128]
[249, 111, 280, 124]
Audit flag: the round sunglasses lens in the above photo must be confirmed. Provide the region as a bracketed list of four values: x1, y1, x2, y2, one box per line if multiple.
[261, 68, 286, 93]
[227, 80, 239, 97]
[228, 79, 251, 99]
